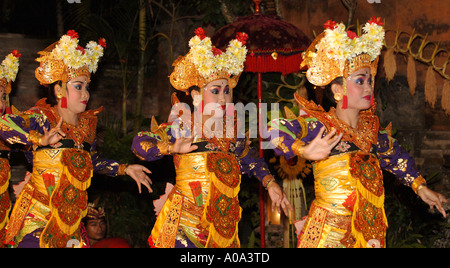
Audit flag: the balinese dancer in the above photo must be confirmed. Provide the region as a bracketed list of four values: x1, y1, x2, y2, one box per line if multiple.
[132, 28, 292, 248]
[0, 30, 152, 248]
[0, 50, 21, 246]
[269, 17, 447, 248]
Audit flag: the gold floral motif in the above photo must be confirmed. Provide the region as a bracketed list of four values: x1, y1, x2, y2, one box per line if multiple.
[206, 186, 240, 240]
[207, 152, 240, 188]
[298, 203, 328, 248]
[155, 193, 183, 248]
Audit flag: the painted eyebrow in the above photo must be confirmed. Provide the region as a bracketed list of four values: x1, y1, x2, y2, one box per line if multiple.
[210, 84, 227, 87]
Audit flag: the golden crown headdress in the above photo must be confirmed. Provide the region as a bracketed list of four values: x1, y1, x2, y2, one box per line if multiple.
[0, 50, 21, 95]
[170, 28, 248, 92]
[35, 30, 106, 85]
[301, 17, 384, 108]
[35, 30, 106, 108]
[0, 50, 21, 114]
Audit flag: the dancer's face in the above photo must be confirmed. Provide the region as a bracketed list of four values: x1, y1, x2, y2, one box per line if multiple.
[56, 75, 90, 114]
[192, 78, 232, 118]
[346, 68, 374, 110]
[333, 67, 374, 111]
[204, 78, 232, 108]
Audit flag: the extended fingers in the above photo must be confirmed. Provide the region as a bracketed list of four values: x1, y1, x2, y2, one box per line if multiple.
[141, 177, 153, 193]
[142, 166, 152, 174]
[135, 173, 153, 194]
[435, 195, 447, 218]
[329, 132, 343, 148]
[56, 117, 64, 128]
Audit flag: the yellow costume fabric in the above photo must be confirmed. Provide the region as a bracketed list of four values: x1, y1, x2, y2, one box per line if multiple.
[269, 96, 426, 248]
[298, 153, 387, 248]
[1, 100, 124, 248]
[151, 151, 242, 248]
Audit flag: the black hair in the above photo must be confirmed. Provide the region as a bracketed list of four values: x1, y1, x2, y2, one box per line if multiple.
[44, 81, 62, 106]
[172, 85, 200, 111]
[322, 76, 343, 111]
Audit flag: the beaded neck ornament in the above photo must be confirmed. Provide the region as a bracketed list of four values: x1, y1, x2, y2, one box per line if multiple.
[301, 17, 385, 108]
[0, 50, 21, 113]
[35, 30, 106, 108]
[170, 28, 248, 94]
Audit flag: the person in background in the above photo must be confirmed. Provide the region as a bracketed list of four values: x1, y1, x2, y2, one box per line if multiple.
[81, 204, 130, 248]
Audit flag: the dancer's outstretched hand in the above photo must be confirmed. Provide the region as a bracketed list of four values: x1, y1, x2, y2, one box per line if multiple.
[418, 186, 448, 218]
[126, 164, 153, 193]
[265, 176, 293, 217]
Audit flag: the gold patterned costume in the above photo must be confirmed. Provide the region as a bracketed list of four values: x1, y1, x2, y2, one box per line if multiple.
[133, 121, 270, 248]
[270, 96, 426, 248]
[269, 18, 427, 248]
[0, 50, 21, 246]
[132, 28, 273, 248]
[0, 100, 127, 247]
[0, 31, 128, 248]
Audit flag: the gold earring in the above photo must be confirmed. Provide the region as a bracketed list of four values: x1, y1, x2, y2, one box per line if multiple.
[334, 93, 342, 102]
[56, 93, 62, 99]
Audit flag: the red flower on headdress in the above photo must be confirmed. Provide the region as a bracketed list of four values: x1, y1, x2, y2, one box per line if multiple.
[347, 31, 358, 40]
[98, 38, 107, 48]
[66, 30, 79, 39]
[11, 50, 21, 58]
[236, 32, 249, 45]
[324, 20, 337, 30]
[212, 47, 223, 56]
[76, 45, 85, 54]
[368, 16, 384, 26]
[194, 27, 206, 40]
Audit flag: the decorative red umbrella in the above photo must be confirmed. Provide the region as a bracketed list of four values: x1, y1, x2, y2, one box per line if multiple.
[212, 0, 310, 248]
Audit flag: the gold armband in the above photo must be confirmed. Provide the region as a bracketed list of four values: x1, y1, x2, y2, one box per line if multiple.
[411, 176, 427, 194]
[118, 164, 129, 176]
[262, 175, 276, 190]
[157, 141, 173, 155]
[29, 130, 44, 147]
[291, 139, 306, 158]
